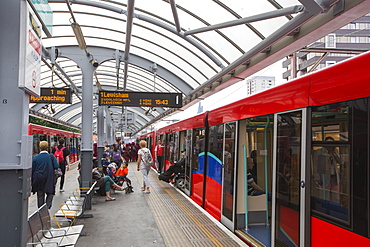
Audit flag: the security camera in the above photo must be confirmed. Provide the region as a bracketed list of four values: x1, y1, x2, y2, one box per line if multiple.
[91, 59, 98, 67]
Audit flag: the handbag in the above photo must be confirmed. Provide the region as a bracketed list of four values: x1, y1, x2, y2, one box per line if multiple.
[55, 168, 63, 178]
[50, 154, 63, 178]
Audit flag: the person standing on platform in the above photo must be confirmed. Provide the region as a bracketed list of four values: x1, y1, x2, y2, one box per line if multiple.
[32, 141, 59, 209]
[137, 140, 152, 194]
[154, 139, 164, 174]
[111, 143, 125, 166]
[52, 138, 70, 192]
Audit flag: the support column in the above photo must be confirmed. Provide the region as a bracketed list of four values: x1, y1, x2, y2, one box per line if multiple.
[97, 106, 105, 170]
[0, 0, 32, 245]
[78, 63, 95, 210]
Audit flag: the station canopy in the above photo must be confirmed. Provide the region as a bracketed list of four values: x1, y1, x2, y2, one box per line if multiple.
[29, 0, 370, 135]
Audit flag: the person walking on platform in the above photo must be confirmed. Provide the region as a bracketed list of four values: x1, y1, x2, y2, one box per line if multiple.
[52, 138, 70, 192]
[154, 139, 164, 174]
[137, 140, 152, 194]
[32, 141, 59, 209]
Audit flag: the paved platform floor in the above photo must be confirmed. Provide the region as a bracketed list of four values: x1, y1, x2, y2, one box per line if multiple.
[28, 161, 247, 247]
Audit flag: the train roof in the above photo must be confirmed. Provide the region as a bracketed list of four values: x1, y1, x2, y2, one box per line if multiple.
[28, 124, 81, 138]
[208, 50, 370, 126]
[156, 50, 370, 130]
[156, 112, 208, 134]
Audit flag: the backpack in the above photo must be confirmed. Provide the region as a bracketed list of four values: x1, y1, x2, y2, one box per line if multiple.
[54, 146, 66, 163]
[141, 148, 153, 167]
[112, 151, 121, 163]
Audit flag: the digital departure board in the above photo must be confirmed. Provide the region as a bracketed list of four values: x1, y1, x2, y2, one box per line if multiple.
[98, 91, 182, 108]
[30, 88, 72, 104]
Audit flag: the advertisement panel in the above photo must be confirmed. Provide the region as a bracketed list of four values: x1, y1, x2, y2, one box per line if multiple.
[19, 4, 42, 96]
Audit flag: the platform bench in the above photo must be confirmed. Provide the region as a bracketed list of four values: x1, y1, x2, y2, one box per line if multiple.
[27, 204, 84, 246]
[54, 181, 97, 225]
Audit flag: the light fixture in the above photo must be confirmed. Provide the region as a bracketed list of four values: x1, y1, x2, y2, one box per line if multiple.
[71, 22, 87, 50]
[90, 58, 98, 67]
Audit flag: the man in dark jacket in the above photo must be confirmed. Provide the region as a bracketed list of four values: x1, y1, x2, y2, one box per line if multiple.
[32, 141, 59, 209]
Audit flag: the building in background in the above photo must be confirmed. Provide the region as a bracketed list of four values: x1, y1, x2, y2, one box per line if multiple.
[283, 13, 370, 80]
[247, 76, 275, 95]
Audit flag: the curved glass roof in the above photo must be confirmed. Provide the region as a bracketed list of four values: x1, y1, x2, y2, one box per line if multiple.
[29, 0, 369, 134]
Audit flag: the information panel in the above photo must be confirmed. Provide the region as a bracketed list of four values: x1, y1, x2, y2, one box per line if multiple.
[99, 91, 182, 108]
[30, 88, 72, 104]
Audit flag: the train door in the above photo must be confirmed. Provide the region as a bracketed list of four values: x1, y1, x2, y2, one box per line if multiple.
[204, 124, 223, 219]
[221, 122, 237, 231]
[190, 127, 206, 206]
[272, 109, 307, 246]
[184, 129, 192, 196]
[176, 130, 186, 191]
[235, 115, 273, 246]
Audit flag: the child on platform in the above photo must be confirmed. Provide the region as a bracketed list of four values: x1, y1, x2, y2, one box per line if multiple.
[115, 162, 134, 193]
[101, 152, 110, 175]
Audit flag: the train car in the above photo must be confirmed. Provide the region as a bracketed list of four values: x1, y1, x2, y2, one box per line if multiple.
[28, 124, 81, 163]
[153, 51, 370, 246]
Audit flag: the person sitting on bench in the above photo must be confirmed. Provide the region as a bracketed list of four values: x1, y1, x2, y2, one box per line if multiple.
[92, 168, 124, 201]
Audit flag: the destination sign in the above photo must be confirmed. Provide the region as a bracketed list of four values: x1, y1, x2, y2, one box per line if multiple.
[30, 88, 72, 104]
[99, 91, 182, 108]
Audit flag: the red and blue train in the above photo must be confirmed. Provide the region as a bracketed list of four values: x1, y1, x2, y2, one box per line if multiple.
[140, 50, 370, 246]
[28, 124, 81, 163]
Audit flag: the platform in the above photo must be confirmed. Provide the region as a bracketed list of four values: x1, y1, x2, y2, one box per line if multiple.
[28, 162, 247, 246]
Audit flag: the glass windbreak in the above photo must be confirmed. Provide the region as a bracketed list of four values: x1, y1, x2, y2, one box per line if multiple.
[311, 105, 350, 223]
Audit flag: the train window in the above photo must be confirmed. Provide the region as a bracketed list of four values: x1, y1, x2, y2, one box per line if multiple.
[208, 125, 223, 159]
[311, 105, 350, 224]
[173, 132, 179, 162]
[192, 128, 205, 172]
[185, 130, 192, 191]
[166, 133, 178, 163]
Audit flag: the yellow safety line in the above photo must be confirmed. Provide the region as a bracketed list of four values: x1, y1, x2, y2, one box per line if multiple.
[235, 229, 263, 247]
[153, 173, 224, 247]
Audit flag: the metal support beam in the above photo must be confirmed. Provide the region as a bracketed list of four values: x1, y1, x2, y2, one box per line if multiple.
[123, 62, 129, 91]
[124, 0, 135, 61]
[48, 0, 224, 69]
[307, 52, 329, 72]
[183, 0, 367, 108]
[188, 10, 316, 98]
[42, 59, 82, 99]
[169, 0, 181, 32]
[298, 0, 331, 13]
[123, 0, 134, 89]
[291, 53, 297, 79]
[185, 5, 304, 36]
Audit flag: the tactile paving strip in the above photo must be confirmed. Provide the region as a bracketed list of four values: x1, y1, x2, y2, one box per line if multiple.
[134, 166, 244, 246]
